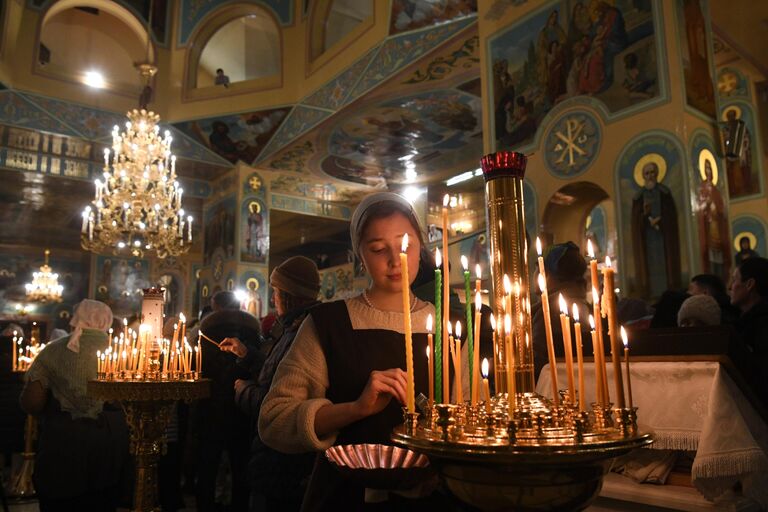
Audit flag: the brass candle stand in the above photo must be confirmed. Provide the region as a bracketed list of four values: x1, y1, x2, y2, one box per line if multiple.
[393, 396, 650, 511]
[88, 378, 210, 512]
[392, 152, 652, 511]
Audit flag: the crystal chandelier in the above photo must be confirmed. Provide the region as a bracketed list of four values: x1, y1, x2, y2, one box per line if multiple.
[25, 249, 63, 303]
[80, 109, 192, 258]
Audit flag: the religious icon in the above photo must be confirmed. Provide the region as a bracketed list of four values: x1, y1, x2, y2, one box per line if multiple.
[630, 154, 681, 298]
[245, 278, 262, 317]
[734, 232, 760, 266]
[695, 149, 730, 278]
[722, 106, 759, 198]
[242, 201, 267, 263]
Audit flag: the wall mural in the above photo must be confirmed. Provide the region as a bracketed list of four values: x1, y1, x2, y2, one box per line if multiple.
[173, 108, 290, 165]
[0, 252, 89, 320]
[326, 90, 482, 186]
[240, 198, 269, 264]
[731, 216, 766, 266]
[617, 133, 687, 299]
[203, 196, 236, 265]
[390, 0, 477, 35]
[676, 0, 716, 118]
[717, 67, 750, 99]
[543, 109, 601, 178]
[721, 102, 763, 200]
[585, 204, 607, 258]
[239, 270, 267, 318]
[689, 132, 730, 279]
[489, 0, 658, 151]
[318, 263, 355, 301]
[93, 256, 151, 319]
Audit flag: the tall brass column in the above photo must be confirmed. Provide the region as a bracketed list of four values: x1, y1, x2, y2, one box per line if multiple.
[481, 151, 535, 394]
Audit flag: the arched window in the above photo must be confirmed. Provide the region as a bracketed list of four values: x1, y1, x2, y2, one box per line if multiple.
[189, 6, 281, 91]
[38, 1, 152, 93]
[309, 0, 373, 62]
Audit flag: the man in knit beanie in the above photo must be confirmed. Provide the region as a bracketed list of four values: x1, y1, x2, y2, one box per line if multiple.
[225, 256, 320, 510]
[677, 294, 722, 327]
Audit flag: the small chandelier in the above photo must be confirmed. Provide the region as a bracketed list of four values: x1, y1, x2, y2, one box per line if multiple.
[25, 249, 63, 303]
[80, 109, 192, 258]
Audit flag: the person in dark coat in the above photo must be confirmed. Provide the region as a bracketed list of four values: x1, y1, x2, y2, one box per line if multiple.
[222, 256, 321, 511]
[729, 257, 768, 407]
[195, 291, 262, 512]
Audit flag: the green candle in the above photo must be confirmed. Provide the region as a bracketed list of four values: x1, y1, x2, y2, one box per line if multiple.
[461, 255, 473, 399]
[434, 248, 443, 403]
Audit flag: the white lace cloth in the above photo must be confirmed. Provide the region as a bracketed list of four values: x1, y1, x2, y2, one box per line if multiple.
[536, 361, 768, 507]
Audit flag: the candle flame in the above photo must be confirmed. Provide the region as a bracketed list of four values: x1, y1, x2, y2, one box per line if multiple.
[605, 256, 612, 268]
[503, 274, 512, 294]
[447, 321, 452, 335]
[426, 313, 433, 332]
[179, 312, 186, 323]
[455, 321, 462, 339]
[558, 293, 567, 315]
[475, 291, 482, 311]
[481, 358, 489, 378]
[426, 346, 430, 359]
[461, 255, 468, 271]
[621, 325, 628, 347]
[475, 263, 481, 279]
[587, 239, 594, 258]
[401, 233, 409, 253]
[538, 273, 546, 293]
[536, 237, 542, 256]
[435, 247, 442, 267]
[443, 194, 450, 207]
[589, 314, 595, 329]
[489, 313, 496, 330]
[572, 303, 579, 322]
[513, 280, 520, 296]
[123, 318, 128, 326]
[592, 287, 599, 304]
[504, 314, 511, 334]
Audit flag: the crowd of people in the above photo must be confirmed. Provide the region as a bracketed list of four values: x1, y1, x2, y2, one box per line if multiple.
[15, 191, 768, 511]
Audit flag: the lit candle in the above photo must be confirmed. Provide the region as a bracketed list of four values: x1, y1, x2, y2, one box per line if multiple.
[489, 313, 499, 390]
[621, 326, 633, 410]
[11, 332, 17, 371]
[195, 345, 201, 376]
[481, 358, 492, 415]
[453, 321, 463, 404]
[197, 335, 202, 374]
[472, 291, 482, 406]
[97, 350, 101, 373]
[461, 255, 474, 401]
[441, 194, 450, 404]
[603, 257, 625, 409]
[475, 264, 482, 295]
[179, 312, 187, 346]
[123, 318, 128, 343]
[427, 314, 434, 405]
[592, 288, 608, 406]
[573, 304, 585, 411]
[504, 314, 516, 413]
[538, 274, 559, 405]
[588, 315, 602, 407]
[400, 233, 415, 413]
[426, 347, 433, 407]
[558, 294, 575, 404]
[434, 248, 443, 403]
[536, 237, 545, 277]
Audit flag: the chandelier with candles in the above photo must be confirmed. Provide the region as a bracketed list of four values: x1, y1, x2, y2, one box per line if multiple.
[80, 109, 192, 259]
[25, 249, 63, 303]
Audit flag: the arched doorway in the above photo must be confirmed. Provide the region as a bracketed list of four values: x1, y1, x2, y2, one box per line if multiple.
[541, 182, 614, 258]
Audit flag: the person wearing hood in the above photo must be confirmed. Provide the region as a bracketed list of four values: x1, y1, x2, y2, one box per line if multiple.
[194, 290, 261, 512]
[20, 299, 128, 512]
[221, 256, 321, 511]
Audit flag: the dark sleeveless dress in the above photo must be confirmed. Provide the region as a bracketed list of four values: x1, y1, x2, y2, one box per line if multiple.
[300, 300, 430, 511]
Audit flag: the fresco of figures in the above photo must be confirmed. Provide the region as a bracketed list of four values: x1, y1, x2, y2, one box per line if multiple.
[241, 199, 268, 264]
[721, 102, 763, 200]
[203, 196, 236, 265]
[390, 0, 477, 35]
[489, 0, 659, 150]
[677, 0, 716, 118]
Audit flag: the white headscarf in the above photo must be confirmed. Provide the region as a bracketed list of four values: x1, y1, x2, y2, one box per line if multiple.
[67, 299, 113, 353]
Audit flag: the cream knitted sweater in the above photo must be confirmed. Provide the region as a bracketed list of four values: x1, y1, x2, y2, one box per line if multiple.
[258, 295, 435, 454]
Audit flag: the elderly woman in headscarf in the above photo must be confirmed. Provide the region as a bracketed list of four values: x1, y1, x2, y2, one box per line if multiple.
[20, 299, 128, 512]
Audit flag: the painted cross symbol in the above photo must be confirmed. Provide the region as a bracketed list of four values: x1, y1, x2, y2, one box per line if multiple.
[554, 119, 587, 166]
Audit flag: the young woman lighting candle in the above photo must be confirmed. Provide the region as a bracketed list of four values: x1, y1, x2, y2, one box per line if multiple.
[259, 192, 435, 509]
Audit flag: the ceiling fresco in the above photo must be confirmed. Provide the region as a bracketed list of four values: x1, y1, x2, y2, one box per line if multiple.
[390, 0, 477, 35]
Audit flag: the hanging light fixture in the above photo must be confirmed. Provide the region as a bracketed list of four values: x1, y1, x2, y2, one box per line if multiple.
[79, 2, 191, 259]
[25, 249, 63, 303]
[80, 109, 191, 258]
